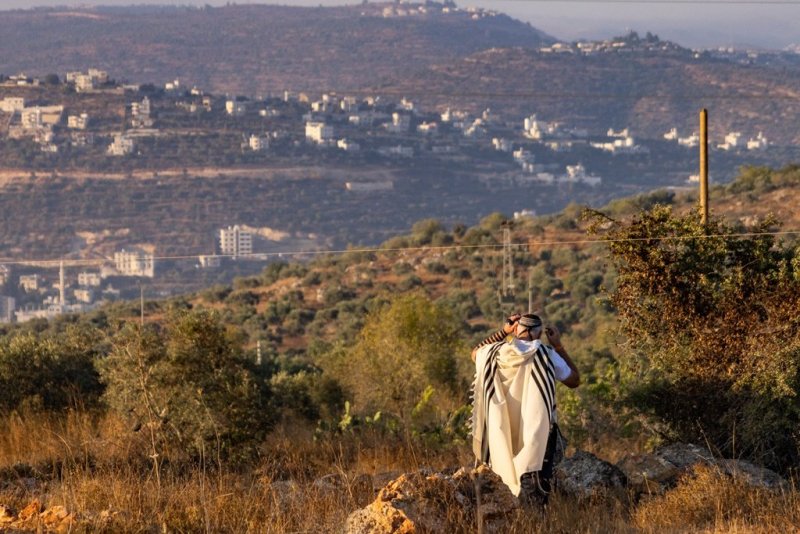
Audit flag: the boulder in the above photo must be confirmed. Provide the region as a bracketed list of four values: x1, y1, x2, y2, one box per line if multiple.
[617, 453, 681, 495]
[717, 459, 789, 491]
[617, 443, 789, 496]
[344, 465, 517, 534]
[654, 443, 714, 470]
[555, 451, 627, 498]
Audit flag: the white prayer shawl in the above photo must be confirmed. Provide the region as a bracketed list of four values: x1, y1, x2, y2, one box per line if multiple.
[472, 338, 557, 496]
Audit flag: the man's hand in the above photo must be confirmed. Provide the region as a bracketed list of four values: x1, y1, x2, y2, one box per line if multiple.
[545, 324, 563, 349]
[503, 313, 521, 334]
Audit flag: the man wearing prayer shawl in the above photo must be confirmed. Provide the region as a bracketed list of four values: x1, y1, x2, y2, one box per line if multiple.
[471, 313, 580, 506]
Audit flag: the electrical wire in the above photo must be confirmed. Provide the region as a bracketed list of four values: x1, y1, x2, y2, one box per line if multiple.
[1, 229, 798, 268]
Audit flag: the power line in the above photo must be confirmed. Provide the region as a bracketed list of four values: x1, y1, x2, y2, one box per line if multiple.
[283, 87, 800, 102]
[496, 0, 800, 4]
[1, 229, 798, 268]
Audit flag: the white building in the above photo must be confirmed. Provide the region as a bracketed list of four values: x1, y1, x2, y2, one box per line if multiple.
[198, 255, 222, 268]
[114, 249, 155, 278]
[492, 138, 512, 152]
[386, 112, 411, 133]
[67, 113, 90, 130]
[0, 265, 9, 286]
[0, 97, 25, 113]
[305, 121, 334, 144]
[562, 164, 602, 186]
[337, 138, 360, 152]
[87, 68, 108, 85]
[107, 134, 135, 156]
[747, 132, 769, 150]
[131, 97, 153, 128]
[678, 133, 700, 147]
[718, 131, 742, 151]
[226, 100, 247, 116]
[219, 225, 253, 258]
[20, 108, 42, 130]
[20, 274, 42, 292]
[249, 134, 269, 151]
[75, 74, 95, 92]
[663, 128, 678, 141]
[73, 288, 94, 304]
[417, 122, 438, 134]
[77, 272, 102, 287]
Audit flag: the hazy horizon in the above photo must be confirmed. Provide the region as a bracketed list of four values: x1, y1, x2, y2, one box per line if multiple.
[0, 0, 797, 50]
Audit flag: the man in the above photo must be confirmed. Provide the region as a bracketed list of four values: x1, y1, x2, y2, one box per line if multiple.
[471, 313, 580, 506]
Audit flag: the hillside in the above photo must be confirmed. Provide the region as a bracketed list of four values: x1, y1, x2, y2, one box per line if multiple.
[0, 3, 552, 95]
[0, 166, 798, 532]
[376, 40, 800, 144]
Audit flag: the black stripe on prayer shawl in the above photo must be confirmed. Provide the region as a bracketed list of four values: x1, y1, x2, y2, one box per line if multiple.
[530, 347, 556, 424]
[537, 347, 556, 413]
[534, 348, 554, 409]
[541, 347, 558, 411]
[480, 342, 503, 465]
[529, 364, 552, 426]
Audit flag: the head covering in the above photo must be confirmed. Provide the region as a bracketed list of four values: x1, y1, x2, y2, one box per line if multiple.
[518, 314, 542, 329]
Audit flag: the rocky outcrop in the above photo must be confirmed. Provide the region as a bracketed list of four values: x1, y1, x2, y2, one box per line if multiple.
[617, 443, 789, 496]
[344, 465, 518, 534]
[0, 499, 76, 533]
[555, 451, 627, 498]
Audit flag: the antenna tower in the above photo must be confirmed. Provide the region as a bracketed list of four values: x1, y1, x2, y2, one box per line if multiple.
[502, 221, 514, 297]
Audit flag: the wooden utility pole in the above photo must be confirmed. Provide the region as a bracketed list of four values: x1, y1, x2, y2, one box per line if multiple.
[699, 108, 709, 224]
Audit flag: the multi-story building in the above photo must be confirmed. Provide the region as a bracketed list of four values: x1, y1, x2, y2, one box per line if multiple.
[249, 135, 269, 151]
[305, 121, 334, 144]
[67, 113, 90, 130]
[0, 97, 25, 113]
[114, 249, 155, 278]
[219, 225, 253, 258]
[19, 274, 42, 292]
[77, 271, 102, 287]
[107, 134, 135, 156]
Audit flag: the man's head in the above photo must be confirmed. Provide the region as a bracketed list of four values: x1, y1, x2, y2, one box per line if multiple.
[514, 313, 543, 341]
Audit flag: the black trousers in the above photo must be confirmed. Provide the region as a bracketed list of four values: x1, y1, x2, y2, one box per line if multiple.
[519, 424, 559, 508]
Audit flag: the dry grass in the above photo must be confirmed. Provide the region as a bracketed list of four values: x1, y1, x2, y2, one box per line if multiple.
[0, 412, 798, 533]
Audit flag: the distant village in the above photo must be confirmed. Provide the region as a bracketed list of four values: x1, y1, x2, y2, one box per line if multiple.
[0, 30, 780, 324]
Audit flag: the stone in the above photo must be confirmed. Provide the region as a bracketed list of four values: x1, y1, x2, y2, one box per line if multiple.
[0, 504, 16, 524]
[371, 471, 402, 493]
[654, 443, 714, 470]
[40, 505, 75, 533]
[555, 451, 627, 498]
[619, 444, 789, 496]
[617, 453, 680, 495]
[344, 466, 517, 534]
[17, 499, 42, 522]
[717, 459, 789, 491]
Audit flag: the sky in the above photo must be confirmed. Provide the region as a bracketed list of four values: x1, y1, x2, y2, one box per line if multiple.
[0, 0, 797, 50]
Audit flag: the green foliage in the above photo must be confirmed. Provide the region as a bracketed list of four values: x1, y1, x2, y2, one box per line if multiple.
[589, 204, 800, 470]
[318, 293, 469, 424]
[0, 325, 104, 412]
[100, 310, 272, 464]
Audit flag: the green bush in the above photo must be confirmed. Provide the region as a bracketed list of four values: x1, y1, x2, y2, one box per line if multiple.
[0, 325, 105, 412]
[319, 294, 469, 424]
[590, 205, 800, 471]
[100, 310, 272, 464]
